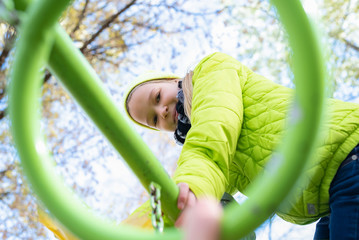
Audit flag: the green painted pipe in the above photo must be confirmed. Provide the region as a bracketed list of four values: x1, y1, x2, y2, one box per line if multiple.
[9, 0, 181, 239]
[48, 25, 181, 224]
[221, 0, 325, 239]
[12, 0, 181, 223]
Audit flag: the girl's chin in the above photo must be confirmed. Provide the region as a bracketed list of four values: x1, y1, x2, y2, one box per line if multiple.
[164, 127, 176, 133]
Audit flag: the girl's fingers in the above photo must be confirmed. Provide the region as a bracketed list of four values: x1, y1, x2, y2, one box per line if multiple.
[175, 210, 185, 228]
[187, 190, 196, 208]
[175, 187, 197, 228]
[177, 182, 189, 210]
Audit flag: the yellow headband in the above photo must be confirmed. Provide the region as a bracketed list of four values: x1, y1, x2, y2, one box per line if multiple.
[123, 71, 180, 130]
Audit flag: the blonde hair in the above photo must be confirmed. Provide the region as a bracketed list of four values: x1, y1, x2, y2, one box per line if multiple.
[182, 71, 193, 119]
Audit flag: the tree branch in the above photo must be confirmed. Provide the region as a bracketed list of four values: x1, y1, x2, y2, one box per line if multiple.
[0, 48, 10, 68]
[343, 38, 359, 52]
[0, 166, 14, 179]
[70, 0, 90, 38]
[0, 191, 10, 199]
[0, 110, 5, 120]
[80, 0, 137, 52]
[44, 71, 52, 83]
[0, 26, 16, 120]
[140, 2, 225, 16]
[29, 0, 137, 87]
[0, 26, 16, 68]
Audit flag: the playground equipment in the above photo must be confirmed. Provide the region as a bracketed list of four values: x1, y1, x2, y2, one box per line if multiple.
[8, 0, 325, 239]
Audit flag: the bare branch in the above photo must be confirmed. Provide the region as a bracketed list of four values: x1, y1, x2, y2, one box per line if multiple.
[0, 26, 16, 67]
[0, 47, 10, 67]
[139, 2, 226, 16]
[343, 38, 359, 52]
[121, 20, 196, 34]
[0, 191, 10, 199]
[0, 109, 5, 120]
[70, 0, 90, 38]
[44, 71, 52, 83]
[80, 0, 137, 53]
[0, 90, 5, 100]
[0, 166, 14, 179]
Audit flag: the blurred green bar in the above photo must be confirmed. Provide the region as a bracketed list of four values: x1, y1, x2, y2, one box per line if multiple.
[49, 23, 180, 223]
[221, 0, 324, 238]
[10, 0, 182, 238]
[12, 0, 179, 223]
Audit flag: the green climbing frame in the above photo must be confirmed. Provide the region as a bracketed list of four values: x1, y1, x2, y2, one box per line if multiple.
[8, 0, 325, 239]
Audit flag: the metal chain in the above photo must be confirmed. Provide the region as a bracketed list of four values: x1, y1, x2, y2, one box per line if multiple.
[149, 182, 164, 233]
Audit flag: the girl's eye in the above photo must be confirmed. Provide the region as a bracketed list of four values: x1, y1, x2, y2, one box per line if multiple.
[156, 92, 160, 103]
[153, 115, 158, 126]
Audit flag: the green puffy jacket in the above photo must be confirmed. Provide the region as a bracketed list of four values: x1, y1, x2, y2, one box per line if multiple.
[173, 52, 359, 225]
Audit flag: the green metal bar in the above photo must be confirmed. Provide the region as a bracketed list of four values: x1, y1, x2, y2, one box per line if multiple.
[12, 0, 180, 223]
[48, 24, 180, 223]
[13, 0, 31, 11]
[221, 0, 325, 239]
[9, 0, 181, 239]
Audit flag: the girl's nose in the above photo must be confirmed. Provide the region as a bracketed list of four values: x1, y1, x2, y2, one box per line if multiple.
[159, 105, 168, 119]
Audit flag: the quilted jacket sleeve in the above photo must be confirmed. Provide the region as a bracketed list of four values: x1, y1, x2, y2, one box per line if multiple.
[173, 52, 247, 199]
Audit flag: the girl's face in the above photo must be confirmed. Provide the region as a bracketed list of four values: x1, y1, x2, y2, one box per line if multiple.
[128, 80, 179, 132]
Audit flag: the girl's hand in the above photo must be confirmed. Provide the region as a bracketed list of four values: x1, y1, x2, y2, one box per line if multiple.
[175, 182, 196, 227]
[183, 198, 223, 240]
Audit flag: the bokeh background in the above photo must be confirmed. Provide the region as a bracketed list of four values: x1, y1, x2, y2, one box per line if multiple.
[1, 0, 358, 239]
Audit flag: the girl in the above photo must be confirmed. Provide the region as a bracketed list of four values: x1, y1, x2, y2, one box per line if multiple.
[125, 52, 359, 239]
